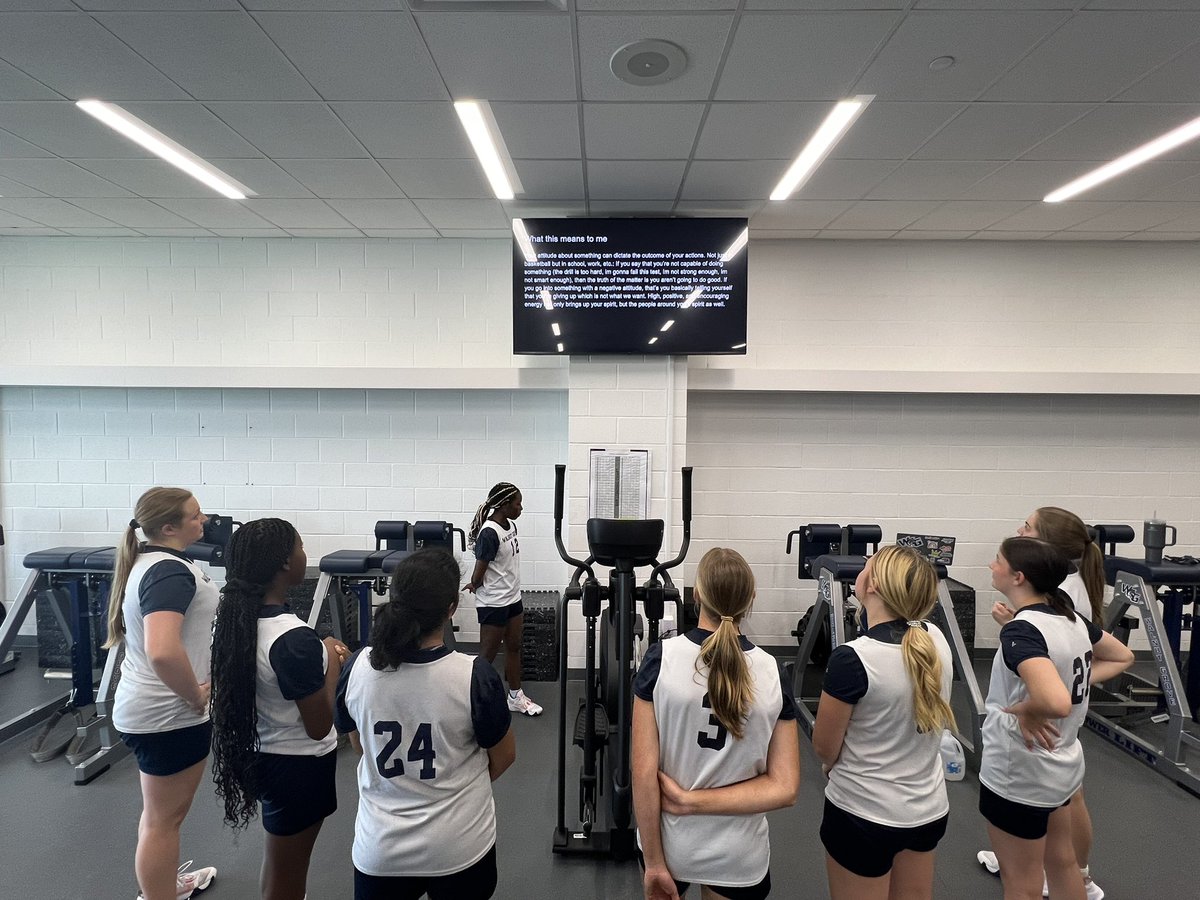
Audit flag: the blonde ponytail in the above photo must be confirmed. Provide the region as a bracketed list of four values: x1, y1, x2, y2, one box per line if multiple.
[870, 545, 956, 734]
[694, 548, 756, 741]
[104, 486, 195, 649]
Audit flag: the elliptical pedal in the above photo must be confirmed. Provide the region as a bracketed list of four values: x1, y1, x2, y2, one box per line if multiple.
[573, 700, 610, 749]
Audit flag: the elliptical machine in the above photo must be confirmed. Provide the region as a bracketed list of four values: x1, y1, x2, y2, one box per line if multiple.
[551, 463, 692, 860]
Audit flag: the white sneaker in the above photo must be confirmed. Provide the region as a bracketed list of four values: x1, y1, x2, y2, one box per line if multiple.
[137, 860, 216, 900]
[507, 689, 543, 716]
[977, 850, 1000, 876]
[1084, 877, 1105, 900]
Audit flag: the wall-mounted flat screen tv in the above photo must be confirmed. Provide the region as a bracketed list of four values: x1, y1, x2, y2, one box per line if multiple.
[512, 217, 748, 355]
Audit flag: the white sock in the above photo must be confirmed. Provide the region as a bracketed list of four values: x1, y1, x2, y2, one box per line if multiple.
[509, 689, 521, 698]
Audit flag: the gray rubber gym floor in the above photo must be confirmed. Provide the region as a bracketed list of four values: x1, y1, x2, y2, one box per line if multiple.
[0, 653, 1196, 900]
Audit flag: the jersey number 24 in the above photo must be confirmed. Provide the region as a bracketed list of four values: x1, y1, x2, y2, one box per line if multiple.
[374, 721, 437, 780]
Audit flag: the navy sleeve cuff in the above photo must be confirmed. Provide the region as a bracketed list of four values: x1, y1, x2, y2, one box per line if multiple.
[1084, 619, 1104, 645]
[470, 657, 511, 749]
[776, 658, 799, 721]
[822, 645, 868, 704]
[334, 649, 364, 734]
[474, 528, 500, 563]
[1001, 620, 1050, 673]
[633, 642, 663, 702]
[269, 627, 327, 701]
[138, 560, 196, 616]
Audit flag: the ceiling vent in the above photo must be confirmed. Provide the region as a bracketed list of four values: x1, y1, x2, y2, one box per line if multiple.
[610, 40, 687, 86]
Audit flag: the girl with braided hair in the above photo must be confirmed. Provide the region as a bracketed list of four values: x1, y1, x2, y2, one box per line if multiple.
[335, 549, 516, 900]
[210, 518, 349, 900]
[464, 482, 541, 716]
[812, 545, 955, 900]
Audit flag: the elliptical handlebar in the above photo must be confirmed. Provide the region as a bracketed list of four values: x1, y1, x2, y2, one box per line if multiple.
[649, 466, 692, 586]
[554, 464, 596, 584]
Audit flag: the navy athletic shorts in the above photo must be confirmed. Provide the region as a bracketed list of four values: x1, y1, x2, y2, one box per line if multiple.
[820, 798, 949, 878]
[979, 783, 1070, 841]
[121, 721, 211, 777]
[354, 844, 497, 900]
[258, 747, 338, 836]
[477, 600, 523, 628]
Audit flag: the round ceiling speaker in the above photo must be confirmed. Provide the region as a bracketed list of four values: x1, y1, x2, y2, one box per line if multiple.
[610, 40, 687, 86]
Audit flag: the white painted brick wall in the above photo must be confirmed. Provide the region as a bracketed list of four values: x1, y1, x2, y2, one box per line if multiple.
[686, 391, 1200, 653]
[0, 386, 568, 642]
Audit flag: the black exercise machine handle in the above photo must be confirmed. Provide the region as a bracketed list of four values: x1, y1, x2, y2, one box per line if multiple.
[554, 464, 596, 583]
[650, 466, 692, 585]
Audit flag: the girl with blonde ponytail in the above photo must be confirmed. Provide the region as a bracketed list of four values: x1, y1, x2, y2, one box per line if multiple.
[632, 548, 800, 900]
[812, 545, 954, 900]
[109, 487, 220, 900]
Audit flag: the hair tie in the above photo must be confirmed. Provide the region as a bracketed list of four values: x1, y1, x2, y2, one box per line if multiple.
[129, 518, 139, 530]
[720, 615, 734, 623]
[906, 620, 924, 628]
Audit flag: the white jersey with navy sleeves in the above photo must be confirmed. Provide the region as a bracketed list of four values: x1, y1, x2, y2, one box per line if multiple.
[473, 519, 519, 609]
[1060, 571, 1092, 620]
[334, 646, 511, 878]
[633, 629, 798, 888]
[821, 619, 952, 827]
[255, 605, 336, 756]
[980, 603, 1104, 807]
[113, 547, 218, 734]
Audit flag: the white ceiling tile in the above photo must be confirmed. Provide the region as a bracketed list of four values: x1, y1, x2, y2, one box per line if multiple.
[0, 125, 55, 157]
[120, 102, 264, 158]
[153, 199, 277, 228]
[1116, 43, 1200, 103]
[1085, 1, 1200, 8]
[983, 12, 1200, 102]
[0, 198, 125, 227]
[1022, 105, 1200, 162]
[277, 159, 405, 199]
[490, 103, 581, 159]
[696, 103, 828, 159]
[412, 199, 509, 230]
[280, 228, 365, 237]
[426, 228, 509, 238]
[675, 200, 760, 216]
[789, 158, 902, 201]
[578, 14, 733, 101]
[816, 230, 898, 239]
[1143, 171, 1200, 202]
[96, 12, 319, 100]
[0, 209, 48, 227]
[242, 199, 353, 228]
[956, 160, 1095, 201]
[587, 160, 686, 200]
[989, 201, 1121, 231]
[415, 11, 577, 101]
[0, 12, 189, 100]
[1045, 231, 1133, 240]
[361, 228, 441, 238]
[133, 228, 215, 236]
[502, 200, 588, 219]
[254, 12, 447, 101]
[208, 159, 315, 199]
[968, 231, 1053, 241]
[78, 2, 243, 8]
[73, 159, 223, 198]
[829, 200, 941, 230]
[858, 10, 1068, 101]
[832, 102, 966, 160]
[866, 160, 1005, 200]
[716, 12, 900, 101]
[61, 226, 142, 236]
[750, 199, 852, 229]
[0, 174, 46, 196]
[750, 229, 819, 239]
[893, 230, 977, 240]
[587, 201, 676, 215]
[1150, 208, 1200, 231]
[0, 58, 62, 101]
[242, 1, 406, 8]
[206, 103, 366, 159]
[907, 200, 1032, 231]
[681, 160, 783, 200]
[324, 199, 428, 229]
[331, 102, 472, 158]
[1063, 202, 1199, 232]
[581, 1, 735, 8]
[0, 102, 154, 158]
[59, 198, 198, 228]
[583, 104, 705, 159]
[1049, 161, 1200, 202]
[917, 2, 1083, 8]
[510, 160, 585, 200]
[1123, 232, 1200, 241]
[0, 159, 133, 197]
[210, 227, 291, 237]
[749, 1, 904, 8]
[913, 103, 1093, 161]
[378, 159, 492, 199]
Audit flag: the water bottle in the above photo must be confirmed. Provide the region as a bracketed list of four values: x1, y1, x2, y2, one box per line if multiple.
[939, 729, 965, 782]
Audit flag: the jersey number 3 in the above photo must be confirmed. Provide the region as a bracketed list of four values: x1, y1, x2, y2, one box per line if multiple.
[1070, 651, 1094, 705]
[374, 721, 437, 780]
[696, 692, 728, 751]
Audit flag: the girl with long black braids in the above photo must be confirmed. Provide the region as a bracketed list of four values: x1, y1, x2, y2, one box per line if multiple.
[210, 518, 349, 900]
[335, 549, 515, 900]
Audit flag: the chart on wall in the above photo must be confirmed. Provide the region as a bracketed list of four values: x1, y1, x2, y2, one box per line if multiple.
[589, 449, 650, 520]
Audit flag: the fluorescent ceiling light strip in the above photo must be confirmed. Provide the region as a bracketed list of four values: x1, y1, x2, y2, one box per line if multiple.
[732, 342, 746, 349]
[76, 100, 251, 200]
[681, 287, 703, 308]
[539, 288, 553, 310]
[648, 337, 658, 345]
[551, 322, 561, 336]
[557, 343, 564, 353]
[455, 100, 517, 200]
[770, 95, 873, 202]
[1044, 114, 1200, 203]
[721, 228, 749, 263]
[515, 219, 538, 263]
[661, 320, 675, 332]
